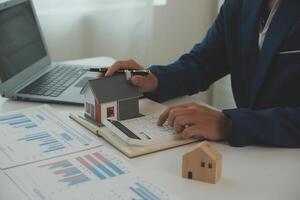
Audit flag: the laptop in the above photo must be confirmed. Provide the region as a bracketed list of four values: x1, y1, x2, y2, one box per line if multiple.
[0, 0, 98, 104]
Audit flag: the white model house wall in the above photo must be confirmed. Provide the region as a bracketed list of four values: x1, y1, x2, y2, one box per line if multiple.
[84, 87, 96, 119]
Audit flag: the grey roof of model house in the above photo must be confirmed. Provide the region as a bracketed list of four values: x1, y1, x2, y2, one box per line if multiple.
[80, 74, 142, 103]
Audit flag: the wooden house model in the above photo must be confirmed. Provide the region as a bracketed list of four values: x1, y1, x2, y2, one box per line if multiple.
[80, 74, 142, 124]
[182, 141, 222, 184]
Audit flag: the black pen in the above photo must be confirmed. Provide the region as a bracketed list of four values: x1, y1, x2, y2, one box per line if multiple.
[82, 68, 150, 76]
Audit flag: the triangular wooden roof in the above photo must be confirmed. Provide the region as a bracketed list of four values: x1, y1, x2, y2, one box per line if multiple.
[184, 141, 222, 161]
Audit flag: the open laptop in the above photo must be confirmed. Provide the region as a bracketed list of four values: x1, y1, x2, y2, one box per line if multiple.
[0, 0, 98, 104]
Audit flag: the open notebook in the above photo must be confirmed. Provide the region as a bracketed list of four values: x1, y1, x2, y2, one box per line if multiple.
[69, 99, 201, 158]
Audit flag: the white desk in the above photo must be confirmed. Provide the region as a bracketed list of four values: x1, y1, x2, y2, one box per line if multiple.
[1, 57, 300, 200]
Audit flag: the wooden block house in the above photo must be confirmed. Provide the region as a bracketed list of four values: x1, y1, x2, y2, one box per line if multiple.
[80, 74, 142, 124]
[182, 141, 222, 184]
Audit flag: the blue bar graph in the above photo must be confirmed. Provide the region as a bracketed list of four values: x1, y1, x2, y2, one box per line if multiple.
[61, 133, 73, 141]
[0, 113, 38, 129]
[76, 157, 107, 180]
[0, 113, 25, 121]
[39, 160, 90, 186]
[17, 132, 66, 153]
[93, 152, 124, 175]
[85, 154, 115, 178]
[37, 114, 46, 121]
[130, 183, 161, 200]
[75, 152, 127, 181]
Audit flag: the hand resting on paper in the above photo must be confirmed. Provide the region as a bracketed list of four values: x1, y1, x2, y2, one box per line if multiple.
[106, 61, 232, 141]
[158, 103, 232, 141]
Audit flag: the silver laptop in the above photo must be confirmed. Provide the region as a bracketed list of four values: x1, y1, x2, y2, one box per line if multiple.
[0, 0, 97, 104]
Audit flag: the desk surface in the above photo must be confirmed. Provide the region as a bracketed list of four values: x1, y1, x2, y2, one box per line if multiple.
[1, 57, 299, 200]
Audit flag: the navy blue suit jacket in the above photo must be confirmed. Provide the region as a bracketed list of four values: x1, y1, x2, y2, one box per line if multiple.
[147, 0, 300, 147]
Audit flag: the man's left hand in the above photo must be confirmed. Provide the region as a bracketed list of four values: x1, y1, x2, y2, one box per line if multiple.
[158, 103, 232, 141]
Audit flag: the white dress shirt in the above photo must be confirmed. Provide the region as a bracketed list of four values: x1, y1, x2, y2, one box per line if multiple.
[258, 0, 280, 50]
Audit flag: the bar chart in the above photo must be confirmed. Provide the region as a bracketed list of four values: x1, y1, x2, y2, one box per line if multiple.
[35, 148, 131, 188]
[39, 160, 90, 186]
[76, 151, 126, 181]
[5, 147, 176, 200]
[0, 113, 38, 129]
[18, 131, 67, 153]
[0, 105, 101, 169]
[130, 182, 161, 200]
[109, 176, 175, 200]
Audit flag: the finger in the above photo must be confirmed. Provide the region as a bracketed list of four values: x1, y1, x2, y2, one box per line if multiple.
[96, 73, 104, 79]
[106, 61, 136, 76]
[173, 114, 198, 133]
[105, 60, 143, 76]
[158, 104, 191, 126]
[157, 103, 198, 126]
[105, 61, 122, 76]
[173, 116, 194, 133]
[131, 76, 146, 88]
[157, 107, 172, 126]
[167, 108, 193, 127]
[182, 125, 203, 139]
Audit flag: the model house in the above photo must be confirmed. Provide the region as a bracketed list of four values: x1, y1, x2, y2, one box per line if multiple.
[182, 141, 222, 184]
[80, 74, 142, 124]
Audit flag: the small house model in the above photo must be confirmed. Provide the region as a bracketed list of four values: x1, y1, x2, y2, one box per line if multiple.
[182, 141, 222, 184]
[80, 74, 142, 124]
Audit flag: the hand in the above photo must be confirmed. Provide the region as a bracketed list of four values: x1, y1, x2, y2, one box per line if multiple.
[105, 59, 159, 93]
[158, 103, 232, 141]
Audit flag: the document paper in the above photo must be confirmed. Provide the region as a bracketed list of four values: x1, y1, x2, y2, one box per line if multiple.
[0, 105, 101, 169]
[5, 147, 176, 200]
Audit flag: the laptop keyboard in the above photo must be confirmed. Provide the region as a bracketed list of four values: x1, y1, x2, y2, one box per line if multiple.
[20, 66, 85, 97]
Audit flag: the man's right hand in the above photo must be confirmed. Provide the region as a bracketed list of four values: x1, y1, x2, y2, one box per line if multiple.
[105, 59, 159, 93]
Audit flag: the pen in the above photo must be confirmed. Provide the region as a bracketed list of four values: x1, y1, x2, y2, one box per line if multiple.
[82, 68, 150, 76]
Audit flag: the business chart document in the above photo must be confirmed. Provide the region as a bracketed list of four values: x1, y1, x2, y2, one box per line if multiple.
[0, 105, 101, 169]
[5, 146, 176, 200]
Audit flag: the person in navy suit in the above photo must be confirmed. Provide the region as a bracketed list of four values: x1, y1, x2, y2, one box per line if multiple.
[106, 0, 300, 147]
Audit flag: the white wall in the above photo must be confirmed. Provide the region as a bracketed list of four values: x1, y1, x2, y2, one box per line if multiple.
[33, 0, 217, 64]
[151, 0, 218, 103]
[33, 0, 153, 65]
[151, 0, 217, 65]
[33, 0, 218, 103]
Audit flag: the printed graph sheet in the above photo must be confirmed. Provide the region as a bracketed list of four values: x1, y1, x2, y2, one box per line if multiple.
[5, 147, 177, 200]
[0, 105, 102, 169]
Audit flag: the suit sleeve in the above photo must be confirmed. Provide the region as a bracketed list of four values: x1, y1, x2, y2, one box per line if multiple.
[223, 107, 300, 147]
[145, 2, 230, 102]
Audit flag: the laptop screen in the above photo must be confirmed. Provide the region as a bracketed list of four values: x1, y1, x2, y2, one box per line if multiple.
[0, 0, 47, 82]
